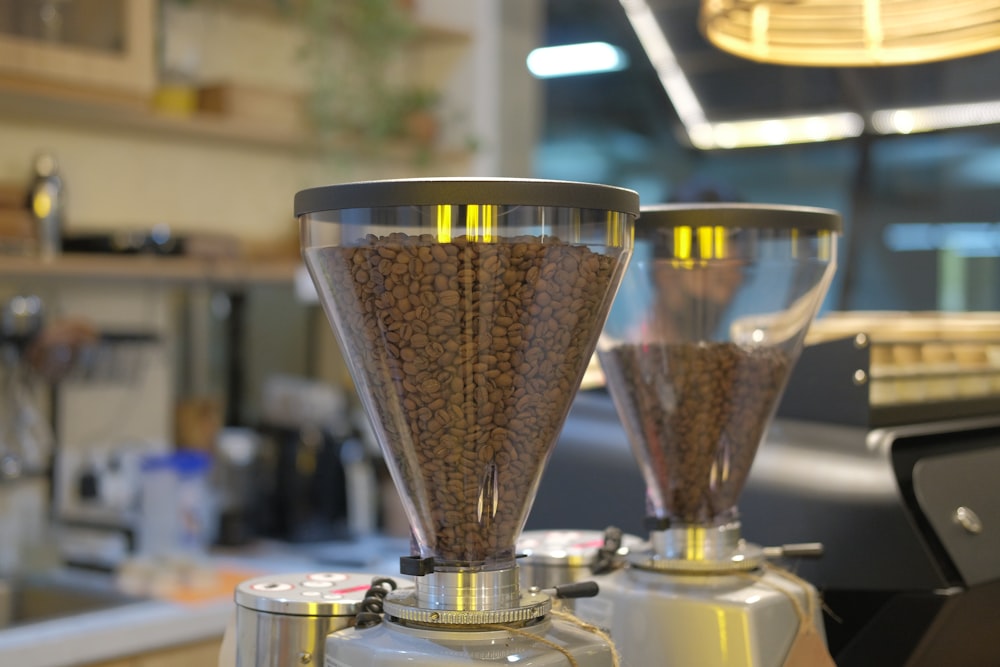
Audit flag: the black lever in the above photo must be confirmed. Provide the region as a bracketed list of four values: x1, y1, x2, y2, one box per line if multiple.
[543, 581, 600, 600]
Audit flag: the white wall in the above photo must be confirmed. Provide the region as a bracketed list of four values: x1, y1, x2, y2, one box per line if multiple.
[0, 1, 545, 558]
[0, 1, 490, 247]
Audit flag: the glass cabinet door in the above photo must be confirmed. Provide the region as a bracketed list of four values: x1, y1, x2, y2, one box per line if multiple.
[0, 0, 155, 97]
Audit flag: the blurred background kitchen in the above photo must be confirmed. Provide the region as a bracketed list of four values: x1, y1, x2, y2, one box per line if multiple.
[1, 0, 999, 665]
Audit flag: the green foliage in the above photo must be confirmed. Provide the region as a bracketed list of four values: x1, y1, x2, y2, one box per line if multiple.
[176, 0, 441, 156]
[298, 0, 437, 153]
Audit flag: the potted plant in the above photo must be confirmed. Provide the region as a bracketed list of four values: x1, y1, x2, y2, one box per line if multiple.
[299, 0, 440, 157]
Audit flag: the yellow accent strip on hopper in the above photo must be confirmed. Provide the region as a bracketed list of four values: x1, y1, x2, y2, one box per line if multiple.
[437, 204, 452, 243]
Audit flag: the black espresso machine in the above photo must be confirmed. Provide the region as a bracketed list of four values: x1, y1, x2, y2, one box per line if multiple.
[740, 313, 1000, 666]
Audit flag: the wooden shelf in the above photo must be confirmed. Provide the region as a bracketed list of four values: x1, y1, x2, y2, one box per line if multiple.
[0, 75, 472, 164]
[196, 0, 471, 45]
[0, 75, 314, 152]
[0, 252, 300, 287]
[0, 8, 470, 156]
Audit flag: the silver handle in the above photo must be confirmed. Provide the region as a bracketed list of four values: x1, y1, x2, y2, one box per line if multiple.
[762, 542, 824, 558]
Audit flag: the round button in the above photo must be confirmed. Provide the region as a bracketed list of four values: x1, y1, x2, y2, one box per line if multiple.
[322, 594, 344, 601]
[302, 581, 333, 588]
[251, 582, 294, 592]
[309, 573, 350, 583]
[954, 506, 983, 535]
[301, 591, 322, 597]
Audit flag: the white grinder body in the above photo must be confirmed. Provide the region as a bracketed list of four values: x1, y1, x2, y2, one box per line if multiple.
[325, 616, 614, 666]
[577, 566, 823, 667]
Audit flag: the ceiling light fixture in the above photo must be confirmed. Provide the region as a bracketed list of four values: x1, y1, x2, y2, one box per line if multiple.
[619, 0, 866, 149]
[619, 0, 707, 128]
[688, 112, 865, 149]
[872, 100, 1000, 134]
[701, 0, 1000, 67]
[526, 41, 629, 78]
[617, 0, 1000, 148]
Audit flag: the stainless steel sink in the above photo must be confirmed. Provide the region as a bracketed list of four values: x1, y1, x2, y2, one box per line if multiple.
[0, 569, 145, 629]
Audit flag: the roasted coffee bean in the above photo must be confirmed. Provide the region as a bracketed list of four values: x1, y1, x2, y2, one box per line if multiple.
[599, 342, 789, 525]
[312, 234, 620, 564]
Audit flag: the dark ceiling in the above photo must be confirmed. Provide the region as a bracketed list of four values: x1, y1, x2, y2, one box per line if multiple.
[542, 0, 1000, 144]
[543, 0, 676, 141]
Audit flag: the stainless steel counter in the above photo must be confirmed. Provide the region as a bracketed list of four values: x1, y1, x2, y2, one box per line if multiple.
[0, 595, 230, 667]
[0, 538, 406, 667]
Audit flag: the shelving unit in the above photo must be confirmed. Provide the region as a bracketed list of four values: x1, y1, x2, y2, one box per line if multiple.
[0, 77, 307, 152]
[0, 75, 460, 160]
[0, 3, 471, 156]
[0, 77, 475, 166]
[0, 252, 299, 286]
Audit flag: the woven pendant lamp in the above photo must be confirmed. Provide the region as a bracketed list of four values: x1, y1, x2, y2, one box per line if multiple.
[701, 0, 1000, 66]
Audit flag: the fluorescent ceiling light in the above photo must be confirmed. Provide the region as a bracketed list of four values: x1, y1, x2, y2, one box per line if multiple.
[527, 41, 629, 78]
[688, 113, 865, 150]
[620, 0, 706, 128]
[872, 100, 1000, 135]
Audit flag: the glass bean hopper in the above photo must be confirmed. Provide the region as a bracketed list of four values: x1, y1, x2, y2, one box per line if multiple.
[598, 203, 841, 571]
[297, 178, 637, 666]
[575, 203, 841, 667]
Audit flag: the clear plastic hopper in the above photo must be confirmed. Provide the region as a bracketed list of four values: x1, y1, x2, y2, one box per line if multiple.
[298, 179, 636, 597]
[597, 203, 840, 569]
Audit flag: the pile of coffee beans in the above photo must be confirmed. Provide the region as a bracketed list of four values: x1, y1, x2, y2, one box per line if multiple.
[310, 233, 621, 565]
[599, 342, 789, 524]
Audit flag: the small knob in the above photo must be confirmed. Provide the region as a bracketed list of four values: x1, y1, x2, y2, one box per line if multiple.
[953, 506, 983, 535]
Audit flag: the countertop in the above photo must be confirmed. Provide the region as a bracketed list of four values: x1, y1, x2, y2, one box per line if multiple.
[0, 595, 232, 667]
[0, 536, 407, 667]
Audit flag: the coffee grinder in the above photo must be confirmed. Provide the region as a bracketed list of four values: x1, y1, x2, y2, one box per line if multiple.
[577, 204, 841, 666]
[219, 571, 414, 667]
[297, 178, 638, 665]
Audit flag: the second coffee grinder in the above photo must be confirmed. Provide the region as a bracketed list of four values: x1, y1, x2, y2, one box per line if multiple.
[578, 203, 841, 666]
